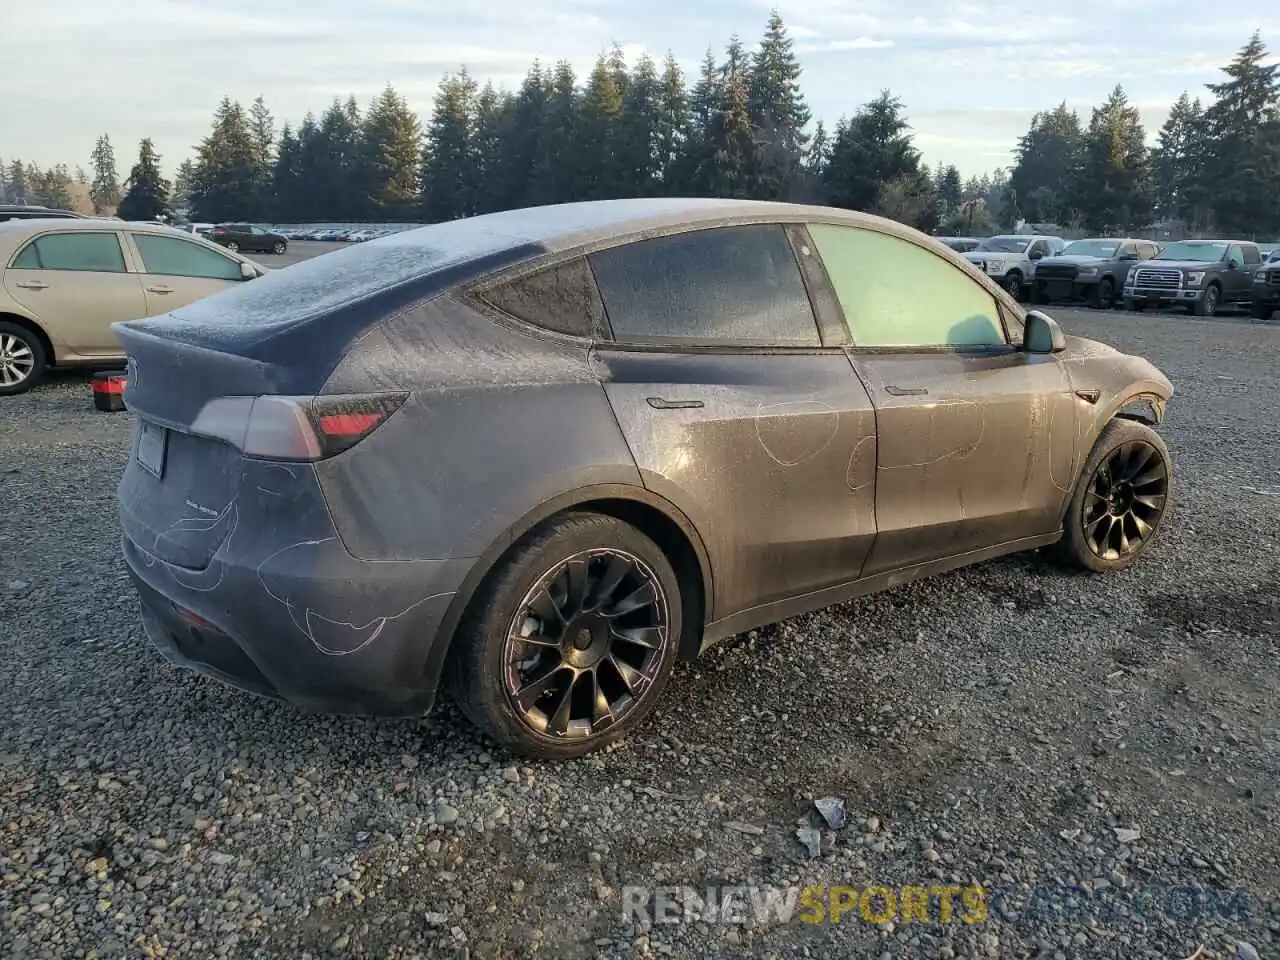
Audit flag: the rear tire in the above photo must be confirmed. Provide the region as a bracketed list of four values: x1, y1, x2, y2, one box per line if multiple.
[0, 321, 47, 396]
[1057, 418, 1172, 574]
[225, 240, 239, 253]
[447, 512, 683, 760]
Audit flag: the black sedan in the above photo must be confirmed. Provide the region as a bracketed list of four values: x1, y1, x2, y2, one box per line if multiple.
[210, 223, 288, 255]
[113, 198, 1174, 760]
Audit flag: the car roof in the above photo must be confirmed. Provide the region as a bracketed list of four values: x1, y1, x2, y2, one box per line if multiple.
[373, 198, 935, 260]
[0, 217, 243, 258]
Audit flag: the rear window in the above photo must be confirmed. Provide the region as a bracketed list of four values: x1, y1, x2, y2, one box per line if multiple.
[165, 223, 536, 335]
[477, 257, 604, 337]
[12, 232, 126, 272]
[589, 224, 820, 346]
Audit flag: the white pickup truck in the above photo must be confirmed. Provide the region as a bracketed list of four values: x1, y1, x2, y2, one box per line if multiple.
[963, 234, 1066, 299]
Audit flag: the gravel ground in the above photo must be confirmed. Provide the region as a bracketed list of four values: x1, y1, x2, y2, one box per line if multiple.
[1, 307, 1278, 960]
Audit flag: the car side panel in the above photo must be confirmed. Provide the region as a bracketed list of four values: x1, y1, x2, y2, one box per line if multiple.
[314, 294, 644, 562]
[3, 266, 148, 354]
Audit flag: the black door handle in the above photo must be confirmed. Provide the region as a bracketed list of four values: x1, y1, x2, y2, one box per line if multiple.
[646, 397, 705, 410]
[884, 385, 928, 396]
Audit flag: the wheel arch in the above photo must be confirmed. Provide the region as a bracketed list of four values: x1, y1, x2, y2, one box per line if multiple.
[425, 483, 715, 699]
[0, 311, 57, 367]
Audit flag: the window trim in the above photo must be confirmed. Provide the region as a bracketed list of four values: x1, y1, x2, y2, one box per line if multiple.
[464, 254, 611, 343]
[7, 230, 129, 274]
[587, 222, 828, 352]
[802, 220, 1018, 355]
[129, 231, 243, 282]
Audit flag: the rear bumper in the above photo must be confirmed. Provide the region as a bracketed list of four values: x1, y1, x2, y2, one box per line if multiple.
[119, 457, 475, 716]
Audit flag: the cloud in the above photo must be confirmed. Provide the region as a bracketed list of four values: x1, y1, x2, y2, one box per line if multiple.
[1, 0, 1276, 181]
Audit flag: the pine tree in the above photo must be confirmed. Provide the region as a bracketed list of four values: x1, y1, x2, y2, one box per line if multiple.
[1153, 93, 1200, 223]
[472, 83, 515, 215]
[578, 52, 627, 200]
[527, 62, 580, 206]
[1007, 104, 1084, 224]
[313, 98, 365, 220]
[1072, 85, 1152, 232]
[421, 70, 478, 221]
[171, 158, 196, 214]
[675, 50, 722, 193]
[74, 166, 88, 184]
[498, 64, 551, 210]
[824, 92, 921, 214]
[0, 160, 7, 204]
[747, 10, 810, 199]
[689, 63, 755, 198]
[360, 86, 423, 218]
[89, 134, 121, 214]
[654, 54, 691, 192]
[117, 139, 172, 221]
[619, 54, 663, 196]
[248, 96, 276, 212]
[935, 165, 963, 216]
[190, 98, 260, 220]
[1200, 32, 1280, 235]
[290, 114, 324, 221]
[7, 159, 27, 204]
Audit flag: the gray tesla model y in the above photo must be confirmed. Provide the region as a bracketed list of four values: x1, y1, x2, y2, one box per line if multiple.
[115, 198, 1174, 759]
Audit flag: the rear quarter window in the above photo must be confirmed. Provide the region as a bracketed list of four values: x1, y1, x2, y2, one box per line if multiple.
[475, 257, 604, 337]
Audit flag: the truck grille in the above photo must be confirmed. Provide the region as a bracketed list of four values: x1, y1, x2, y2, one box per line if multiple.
[1035, 264, 1079, 280]
[1132, 267, 1181, 290]
[1268, 272, 1280, 286]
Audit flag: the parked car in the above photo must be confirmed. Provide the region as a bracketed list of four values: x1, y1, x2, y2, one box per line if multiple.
[210, 223, 288, 255]
[935, 236, 980, 253]
[1, 204, 86, 221]
[1249, 256, 1280, 319]
[1031, 237, 1159, 309]
[0, 219, 266, 394]
[1122, 239, 1260, 316]
[113, 198, 1175, 760]
[963, 234, 1066, 299]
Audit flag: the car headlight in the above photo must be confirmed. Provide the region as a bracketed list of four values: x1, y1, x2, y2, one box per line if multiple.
[1077, 267, 1098, 278]
[1184, 271, 1205, 285]
[1255, 272, 1267, 283]
[1126, 267, 1139, 280]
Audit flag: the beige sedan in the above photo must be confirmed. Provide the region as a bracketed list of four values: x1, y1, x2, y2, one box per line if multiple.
[0, 218, 266, 394]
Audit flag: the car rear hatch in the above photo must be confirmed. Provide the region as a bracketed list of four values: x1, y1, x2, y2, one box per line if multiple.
[113, 225, 545, 570]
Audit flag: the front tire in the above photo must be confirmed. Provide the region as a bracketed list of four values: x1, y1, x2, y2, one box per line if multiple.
[448, 512, 683, 760]
[1093, 278, 1116, 310]
[1193, 283, 1220, 317]
[0, 321, 47, 396]
[273, 241, 287, 255]
[1057, 418, 1172, 573]
[1003, 270, 1024, 300]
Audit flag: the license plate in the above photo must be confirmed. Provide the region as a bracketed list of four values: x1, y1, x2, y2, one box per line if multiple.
[136, 420, 168, 479]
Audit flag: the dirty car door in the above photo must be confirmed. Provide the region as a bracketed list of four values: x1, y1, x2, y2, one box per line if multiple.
[805, 222, 1077, 575]
[589, 223, 879, 620]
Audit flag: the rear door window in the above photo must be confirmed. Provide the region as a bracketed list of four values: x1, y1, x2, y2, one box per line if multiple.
[477, 257, 604, 337]
[133, 234, 243, 280]
[588, 224, 821, 347]
[11, 232, 127, 272]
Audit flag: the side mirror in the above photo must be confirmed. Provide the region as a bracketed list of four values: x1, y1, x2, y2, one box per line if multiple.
[240, 261, 257, 280]
[1028, 250, 1044, 261]
[1024, 310, 1066, 354]
[1226, 260, 1238, 270]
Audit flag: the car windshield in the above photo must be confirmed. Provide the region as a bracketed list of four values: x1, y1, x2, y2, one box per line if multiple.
[1061, 240, 1119, 257]
[1154, 241, 1227, 262]
[974, 236, 1030, 253]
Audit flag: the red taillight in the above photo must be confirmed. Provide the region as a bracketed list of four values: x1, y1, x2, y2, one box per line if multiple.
[189, 392, 408, 461]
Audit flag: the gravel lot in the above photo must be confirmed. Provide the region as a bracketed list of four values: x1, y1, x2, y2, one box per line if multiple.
[2, 298, 1278, 959]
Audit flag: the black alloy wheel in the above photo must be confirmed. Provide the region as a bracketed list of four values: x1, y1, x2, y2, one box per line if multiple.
[1081, 440, 1169, 562]
[503, 548, 670, 741]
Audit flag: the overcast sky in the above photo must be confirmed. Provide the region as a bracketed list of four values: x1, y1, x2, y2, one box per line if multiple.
[1, 0, 1277, 181]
